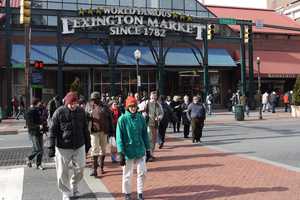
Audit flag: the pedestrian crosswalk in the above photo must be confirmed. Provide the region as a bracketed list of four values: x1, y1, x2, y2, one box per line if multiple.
[0, 168, 24, 200]
[0, 165, 114, 200]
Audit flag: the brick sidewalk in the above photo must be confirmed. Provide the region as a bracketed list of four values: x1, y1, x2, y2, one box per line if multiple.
[100, 137, 300, 200]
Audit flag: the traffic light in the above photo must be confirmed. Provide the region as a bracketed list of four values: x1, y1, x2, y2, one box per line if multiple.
[244, 27, 251, 43]
[20, 0, 31, 25]
[207, 24, 215, 40]
[34, 60, 44, 69]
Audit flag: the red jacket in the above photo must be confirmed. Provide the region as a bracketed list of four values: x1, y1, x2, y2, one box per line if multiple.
[110, 107, 120, 126]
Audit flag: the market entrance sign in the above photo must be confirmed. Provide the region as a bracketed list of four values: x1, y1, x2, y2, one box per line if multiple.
[61, 6, 206, 40]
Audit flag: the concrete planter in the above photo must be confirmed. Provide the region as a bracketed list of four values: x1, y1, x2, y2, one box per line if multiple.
[291, 105, 300, 117]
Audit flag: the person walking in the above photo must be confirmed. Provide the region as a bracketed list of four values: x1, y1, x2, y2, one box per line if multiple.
[145, 91, 163, 161]
[283, 92, 290, 112]
[48, 92, 91, 200]
[269, 91, 277, 113]
[11, 96, 19, 117]
[110, 100, 121, 163]
[187, 96, 206, 143]
[116, 96, 151, 200]
[25, 98, 44, 170]
[158, 95, 173, 149]
[170, 96, 182, 132]
[262, 92, 269, 112]
[181, 95, 191, 138]
[88, 91, 113, 177]
[206, 93, 213, 115]
[16, 96, 25, 120]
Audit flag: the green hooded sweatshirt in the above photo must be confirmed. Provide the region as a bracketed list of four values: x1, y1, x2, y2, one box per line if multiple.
[116, 111, 150, 160]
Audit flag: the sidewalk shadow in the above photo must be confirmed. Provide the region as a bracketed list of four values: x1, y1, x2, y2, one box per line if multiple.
[149, 164, 223, 172]
[156, 151, 254, 162]
[145, 185, 288, 200]
[163, 140, 240, 149]
[76, 192, 114, 199]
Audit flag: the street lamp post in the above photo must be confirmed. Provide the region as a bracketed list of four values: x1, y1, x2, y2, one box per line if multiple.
[134, 49, 141, 95]
[257, 57, 263, 120]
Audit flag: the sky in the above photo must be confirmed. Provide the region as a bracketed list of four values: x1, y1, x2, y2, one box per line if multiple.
[201, 0, 268, 9]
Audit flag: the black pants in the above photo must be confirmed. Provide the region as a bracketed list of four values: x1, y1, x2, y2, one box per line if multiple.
[159, 122, 168, 145]
[191, 118, 204, 141]
[173, 122, 180, 132]
[284, 103, 290, 112]
[28, 134, 44, 166]
[183, 124, 190, 138]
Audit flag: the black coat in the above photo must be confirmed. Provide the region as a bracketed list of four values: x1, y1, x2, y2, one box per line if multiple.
[25, 106, 42, 135]
[49, 106, 91, 150]
[181, 103, 190, 125]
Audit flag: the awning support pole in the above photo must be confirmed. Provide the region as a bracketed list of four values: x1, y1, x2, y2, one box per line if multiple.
[203, 26, 209, 99]
[240, 25, 247, 96]
[57, 14, 64, 99]
[248, 26, 255, 108]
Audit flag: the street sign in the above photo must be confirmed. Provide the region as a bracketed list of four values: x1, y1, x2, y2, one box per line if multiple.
[255, 20, 264, 29]
[219, 18, 237, 25]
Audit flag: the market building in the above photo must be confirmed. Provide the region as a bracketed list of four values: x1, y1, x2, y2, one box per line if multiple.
[1, 0, 300, 115]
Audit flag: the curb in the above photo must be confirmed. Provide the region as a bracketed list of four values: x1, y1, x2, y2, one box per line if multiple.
[83, 168, 115, 200]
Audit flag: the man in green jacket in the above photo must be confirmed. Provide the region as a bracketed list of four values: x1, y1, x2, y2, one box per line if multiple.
[116, 96, 151, 200]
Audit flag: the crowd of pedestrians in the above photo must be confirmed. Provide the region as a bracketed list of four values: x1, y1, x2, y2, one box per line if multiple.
[22, 84, 295, 200]
[22, 88, 209, 200]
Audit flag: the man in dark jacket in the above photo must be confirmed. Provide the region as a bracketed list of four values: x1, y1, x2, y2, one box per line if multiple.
[187, 96, 206, 143]
[181, 95, 191, 138]
[48, 92, 91, 200]
[86, 91, 113, 177]
[26, 98, 43, 170]
[158, 95, 173, 149]
[269, 91, 278, 113]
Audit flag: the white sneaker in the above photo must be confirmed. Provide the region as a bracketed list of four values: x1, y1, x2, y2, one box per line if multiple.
[71, 187, 80, 197]
[62, 192, 71, 200]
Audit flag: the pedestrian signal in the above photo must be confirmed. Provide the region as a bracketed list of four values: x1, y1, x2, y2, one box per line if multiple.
[34, 60, 44, 69]
[20, 0, 31, 25]
[207, 24, 215, 40]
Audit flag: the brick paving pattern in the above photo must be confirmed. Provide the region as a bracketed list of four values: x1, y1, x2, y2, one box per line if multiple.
[99, 137, 300, 200]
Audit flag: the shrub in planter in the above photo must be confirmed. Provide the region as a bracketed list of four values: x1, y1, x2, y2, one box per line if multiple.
[293, 76, 300, 106]
[291, 76, 300, 117]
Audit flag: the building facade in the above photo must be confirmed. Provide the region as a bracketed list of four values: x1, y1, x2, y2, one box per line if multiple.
[1, 1, 300, 116]
[268, 0, 300, 22]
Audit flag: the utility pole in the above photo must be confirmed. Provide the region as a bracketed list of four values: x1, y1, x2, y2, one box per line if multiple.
[20, 0, 31, 107]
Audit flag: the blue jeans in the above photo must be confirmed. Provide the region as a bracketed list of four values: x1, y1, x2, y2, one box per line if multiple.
[28, 134, 44, 166]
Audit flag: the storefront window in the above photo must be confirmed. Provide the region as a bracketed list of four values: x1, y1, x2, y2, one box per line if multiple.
[172, 0, 183, 10]
[48, 16, 57, 26]
[134, 0, 146, 7]
[63, 0, 77, 10]
[92, 0, 106, 6]
[48, 1, 62, 9]
[93, 70, 157, 95]
[209, 72, 221, 104]
[147, 0, 159, 8]
[106, 0, 119, 6]
[159, 0, 171, 9]
[120, 0, 132, 7]
[185, 0, 196, 10]
[185, 10, 196, 16]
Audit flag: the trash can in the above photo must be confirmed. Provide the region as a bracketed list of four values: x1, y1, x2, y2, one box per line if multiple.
[234, 104, 244, 121]
[0, 107, 2, 123]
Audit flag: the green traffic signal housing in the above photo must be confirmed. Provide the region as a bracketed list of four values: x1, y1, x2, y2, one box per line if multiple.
[244, 26, 251, 43]
[207, 24, 215, 40]
[20, 0, 31, 25]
